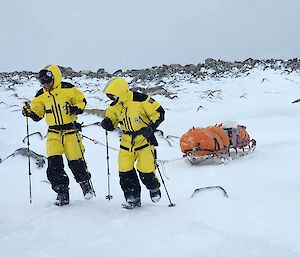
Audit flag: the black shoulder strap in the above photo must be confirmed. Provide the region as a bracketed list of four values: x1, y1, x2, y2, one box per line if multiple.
[132, 91, 148, 102]
[61, 81, 75, 88]
[35, 88, 44, 97]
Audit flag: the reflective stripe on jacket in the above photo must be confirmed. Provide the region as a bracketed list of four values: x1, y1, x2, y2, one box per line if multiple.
[31, 65, 86, 126]
[105, 91, 164, 150]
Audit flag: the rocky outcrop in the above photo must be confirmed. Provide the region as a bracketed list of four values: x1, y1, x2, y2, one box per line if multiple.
[1, 58, 300, 85]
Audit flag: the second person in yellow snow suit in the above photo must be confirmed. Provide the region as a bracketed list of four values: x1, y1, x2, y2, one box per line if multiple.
[22, 65, 94, 206]
[101, 77, 165, 208]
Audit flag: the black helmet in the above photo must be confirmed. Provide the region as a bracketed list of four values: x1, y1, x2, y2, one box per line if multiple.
[38, 69, 54, 84]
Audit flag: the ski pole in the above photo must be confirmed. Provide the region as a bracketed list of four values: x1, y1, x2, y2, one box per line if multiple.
[148, 140, 175, 207]
[0, 152, 15, 164]
[80, 133, 119, 151]
[105, 130, 113, 200]
[80, 134, 99, 144]
[81, 122, 101, 128]
[155, 152, 176, 207]
[25, 115, 33, 204]
[72, 122, 96, 197]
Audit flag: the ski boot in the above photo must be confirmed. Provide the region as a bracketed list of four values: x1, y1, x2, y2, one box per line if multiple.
[150, 188, 161, 203]
[55, 191, 70, 206]
[80, 180, 94, 200]
[122, 197, 141, 209]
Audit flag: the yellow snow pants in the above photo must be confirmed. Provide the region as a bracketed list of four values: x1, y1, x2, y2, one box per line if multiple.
[118, 145, 156, 173]
[46, 131, 84, 160]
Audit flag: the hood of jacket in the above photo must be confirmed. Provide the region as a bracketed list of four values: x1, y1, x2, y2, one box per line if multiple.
[42, 65, 62, 91]
[104, 77, 132, 103]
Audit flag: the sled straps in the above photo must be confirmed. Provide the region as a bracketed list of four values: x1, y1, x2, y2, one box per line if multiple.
[214, 138, 221, 151]
[183, 140, 220, 154]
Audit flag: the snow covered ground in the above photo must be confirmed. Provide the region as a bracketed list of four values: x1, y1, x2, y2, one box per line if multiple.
[1, 67, 300, 257]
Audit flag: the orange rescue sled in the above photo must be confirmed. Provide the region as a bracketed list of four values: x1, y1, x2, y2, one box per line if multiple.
[180, 123, 256, 164]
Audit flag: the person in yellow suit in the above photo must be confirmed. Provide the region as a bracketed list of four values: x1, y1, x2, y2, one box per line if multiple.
[22, 65, 94, 206]
[101, 77, 165, 209]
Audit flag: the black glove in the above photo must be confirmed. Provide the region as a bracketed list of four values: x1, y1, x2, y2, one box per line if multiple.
[22, 103, 32, 117]
[64, 102, 83, 115]
[101, 118, 114, 131]
[139, 126, 158, 146]
[139, 126, 154, 140]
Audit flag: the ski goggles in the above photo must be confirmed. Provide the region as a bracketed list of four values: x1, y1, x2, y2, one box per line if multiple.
[38, 70, 54, 84]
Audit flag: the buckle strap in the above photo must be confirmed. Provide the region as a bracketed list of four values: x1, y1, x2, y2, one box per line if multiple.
[49, 122, 82, 131]
[122, 130, 140, 135]
[49, 123, 74, 131]
[134, 144, 148, 151]
[122, 130, 141, 145]
[48, 129, 76, 135]
[120, 144, 148, 152]
[48, 129, 60, 134]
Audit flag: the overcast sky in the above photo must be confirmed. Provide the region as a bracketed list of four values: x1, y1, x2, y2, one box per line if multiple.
[1, 0, 299, 73]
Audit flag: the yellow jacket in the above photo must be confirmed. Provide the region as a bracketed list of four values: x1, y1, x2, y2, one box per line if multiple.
[104, 78, 165, 150]
[30, 65, 86, 126]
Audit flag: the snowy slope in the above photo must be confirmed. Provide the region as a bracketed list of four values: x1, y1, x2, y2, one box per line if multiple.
[0, 68, 300, 257]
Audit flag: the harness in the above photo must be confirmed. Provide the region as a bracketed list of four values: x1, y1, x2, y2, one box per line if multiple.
[47, 122, 82, 145]
[48, 122, 81, 134]
[121, 130, 149, 152]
